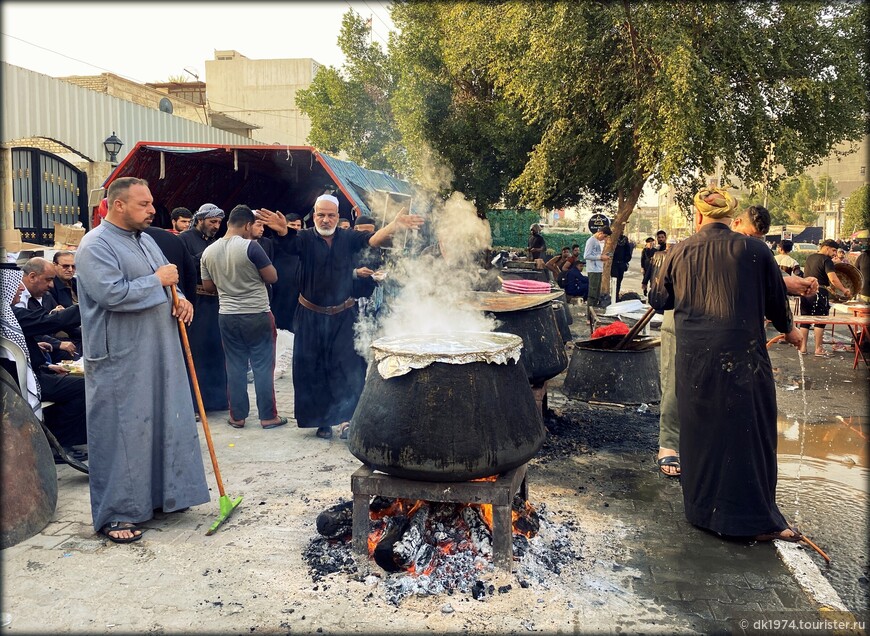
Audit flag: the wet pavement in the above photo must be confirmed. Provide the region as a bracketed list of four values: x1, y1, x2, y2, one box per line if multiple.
[1, 267, 868, 633]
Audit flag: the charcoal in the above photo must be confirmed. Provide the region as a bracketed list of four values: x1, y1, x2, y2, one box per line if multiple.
[392, 503, 431, 570]
[373, 514, 410, 572]
[461, 506, 492, 556]
[315, 500, 353, 539]
[370, 496, 395, 514]
[471, 580, 487, 600]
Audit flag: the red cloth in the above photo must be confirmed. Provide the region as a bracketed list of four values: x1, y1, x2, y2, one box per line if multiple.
[590, 321, 630, 339]
[92, 198, 108, 228]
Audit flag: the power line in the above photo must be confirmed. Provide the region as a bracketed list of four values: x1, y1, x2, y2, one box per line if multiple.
[360, 0, 392, 32]
[1, 31, 309, 138]
[343, 2, 390, 47]
[1, 32, 143, 84]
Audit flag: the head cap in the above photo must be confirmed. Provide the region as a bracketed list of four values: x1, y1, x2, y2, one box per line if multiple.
[315, 194, 340, 208]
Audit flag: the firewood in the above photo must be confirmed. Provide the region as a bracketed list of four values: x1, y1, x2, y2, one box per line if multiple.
[315, 500, 353, 539]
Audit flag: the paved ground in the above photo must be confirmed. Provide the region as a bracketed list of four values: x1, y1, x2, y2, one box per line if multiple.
[2, 265, 867, 634]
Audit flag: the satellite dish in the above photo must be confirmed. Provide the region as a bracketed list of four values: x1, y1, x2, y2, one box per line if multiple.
[159, 97, 174, 114]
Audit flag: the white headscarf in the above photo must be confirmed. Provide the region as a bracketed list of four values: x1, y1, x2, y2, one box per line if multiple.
[1, 267, 42, 415]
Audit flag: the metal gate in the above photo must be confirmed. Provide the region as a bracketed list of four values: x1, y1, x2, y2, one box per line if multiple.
[11, 148, 88, 245]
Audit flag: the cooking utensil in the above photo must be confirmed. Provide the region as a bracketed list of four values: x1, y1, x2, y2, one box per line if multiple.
[170, 285, 242, 535]
[614, 307, 657, 350]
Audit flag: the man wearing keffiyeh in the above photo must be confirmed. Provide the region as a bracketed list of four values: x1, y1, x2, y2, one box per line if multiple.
[2, 264, 88, 457]
[1, 265, 41, 416]
[178, 203, 228, 411]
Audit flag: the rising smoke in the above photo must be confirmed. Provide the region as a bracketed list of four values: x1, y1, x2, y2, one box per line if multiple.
[353, 190, 499, 360]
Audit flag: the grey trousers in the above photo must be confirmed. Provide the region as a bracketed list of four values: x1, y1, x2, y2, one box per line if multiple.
[658, 310, 680, 450]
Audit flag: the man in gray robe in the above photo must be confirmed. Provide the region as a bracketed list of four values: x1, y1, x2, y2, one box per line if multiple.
[76, 177, 210, 543]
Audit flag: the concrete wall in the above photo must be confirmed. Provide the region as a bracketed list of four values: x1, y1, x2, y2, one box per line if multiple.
[61, 73, 210, 126]
[205, 53, 319, 145]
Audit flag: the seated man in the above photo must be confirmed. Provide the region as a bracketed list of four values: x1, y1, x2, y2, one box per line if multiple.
[51, 251, 79, 308]
[563, 259, 589, 301]
[9, 273, 88, 462]
[545, 246, 571, 279]
[18, 257, 82, 362]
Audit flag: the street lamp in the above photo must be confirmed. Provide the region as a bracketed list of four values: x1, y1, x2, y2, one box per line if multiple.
[103, 132, 123, 163]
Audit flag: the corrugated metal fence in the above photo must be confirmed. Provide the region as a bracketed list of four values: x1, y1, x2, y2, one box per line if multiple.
[1, 63, 262, 163]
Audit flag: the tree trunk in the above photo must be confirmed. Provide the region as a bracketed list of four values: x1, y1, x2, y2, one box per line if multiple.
[600, 180, 646, 303]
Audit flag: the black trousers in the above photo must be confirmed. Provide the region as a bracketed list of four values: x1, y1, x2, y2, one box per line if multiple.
[39, 372, 87, 447]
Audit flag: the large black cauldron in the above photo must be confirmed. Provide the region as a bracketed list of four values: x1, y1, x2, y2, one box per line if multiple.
[1, 368, 57, 549]
[348, 333, 545, 482]
[492, 303, 569, 384]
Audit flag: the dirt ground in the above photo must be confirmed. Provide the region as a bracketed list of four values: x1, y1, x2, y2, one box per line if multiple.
[2, 267, 865, 634]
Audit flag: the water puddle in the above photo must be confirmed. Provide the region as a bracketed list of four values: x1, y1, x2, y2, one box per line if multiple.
[776, 414, 869, 616]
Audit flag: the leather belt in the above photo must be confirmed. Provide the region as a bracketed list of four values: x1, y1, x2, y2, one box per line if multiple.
[196, 284, 218, 297]
[298, 295, 356, 315]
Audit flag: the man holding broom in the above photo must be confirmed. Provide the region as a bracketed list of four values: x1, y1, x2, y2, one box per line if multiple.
[76, 177, 210, 543]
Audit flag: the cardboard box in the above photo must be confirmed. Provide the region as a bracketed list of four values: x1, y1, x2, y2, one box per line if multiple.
[53, 222, 86, 249]
[1, 227, 47, 253]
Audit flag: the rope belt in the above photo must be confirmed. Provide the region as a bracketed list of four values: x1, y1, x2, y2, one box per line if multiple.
[298, 294, 355, 315]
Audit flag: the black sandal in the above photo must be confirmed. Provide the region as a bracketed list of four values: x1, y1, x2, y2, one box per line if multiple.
[99, 522, 143, 544]
[656, 455, 681, 477]
[316, 426, 333, 439]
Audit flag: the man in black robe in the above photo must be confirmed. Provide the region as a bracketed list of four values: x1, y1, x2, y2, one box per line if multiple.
[178, 203, 227, 411]
[270, 213, 303, 331]
[255, 196, 424, 440]
[143, 226, 198, 301]
[649, 187, 803, 541]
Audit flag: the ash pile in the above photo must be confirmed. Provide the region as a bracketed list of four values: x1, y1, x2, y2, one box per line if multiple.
[303, 496, 583, 605]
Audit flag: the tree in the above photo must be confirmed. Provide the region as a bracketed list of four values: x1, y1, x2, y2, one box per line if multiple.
[296, 12, 404, 172]
[388, 3, 544, 209]
[431, 1, 866, 291]
[844, 184, 870, 234]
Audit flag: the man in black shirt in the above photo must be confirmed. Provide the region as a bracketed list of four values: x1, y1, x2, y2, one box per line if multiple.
[528, 224, 546, 261]
[799, 239, 852, 356]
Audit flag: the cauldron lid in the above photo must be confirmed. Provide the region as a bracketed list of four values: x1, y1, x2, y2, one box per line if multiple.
[371, 332, 523, 379]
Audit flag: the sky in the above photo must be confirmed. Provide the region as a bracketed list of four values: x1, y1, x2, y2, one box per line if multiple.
[1, 1, 395, 84]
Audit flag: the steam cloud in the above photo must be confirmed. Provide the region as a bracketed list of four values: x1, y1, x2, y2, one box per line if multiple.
[353, 191, 499, 359]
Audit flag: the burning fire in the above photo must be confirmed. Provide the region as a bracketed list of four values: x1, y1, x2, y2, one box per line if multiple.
[366, 495, 540, 572]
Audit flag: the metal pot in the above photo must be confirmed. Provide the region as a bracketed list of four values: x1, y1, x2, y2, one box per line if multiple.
[348, 333, 545, 482]
[562, 343, 661, 405]
[492, 303, 569, 384]
[552, 301, 572, 343]
[1, 368, 58, 549]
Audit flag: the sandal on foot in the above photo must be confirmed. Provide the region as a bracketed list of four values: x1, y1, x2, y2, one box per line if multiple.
[316, 426, 333, 439]
[99, 522, 143, 544]
[227, 418, 246, 429]
[338, 422, 351, 440]
[656, 455, 681, 477]
[814, 351, 833, 358]
[753, 526, 803, 542]
[261, 416, 288, 430]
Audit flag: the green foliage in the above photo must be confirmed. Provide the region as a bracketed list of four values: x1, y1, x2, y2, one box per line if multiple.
[844, 184, 870, 234]
[389, 3, 542, 208]
[299, 1, 866, 244]
[744, 173, 846, 227]
[296, 13, 404, 172]
[487, 209, 541, 249]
